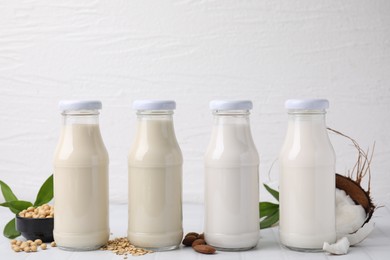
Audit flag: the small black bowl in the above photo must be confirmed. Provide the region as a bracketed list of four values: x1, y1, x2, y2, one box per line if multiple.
[15, 215, 54, 242]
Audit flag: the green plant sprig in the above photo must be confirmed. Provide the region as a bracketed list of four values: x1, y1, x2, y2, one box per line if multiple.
[0, 174, 53, 239]
[259, 183, 279, 229]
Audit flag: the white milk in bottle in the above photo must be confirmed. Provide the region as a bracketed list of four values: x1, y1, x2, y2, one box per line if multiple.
[279, 99, 336, 251]
[53, 100, 109, 251]
[204, 100, 260, 251]
[128, 100, 183, 251]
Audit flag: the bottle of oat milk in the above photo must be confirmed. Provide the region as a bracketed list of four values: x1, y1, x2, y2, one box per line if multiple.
[53, 100, 109, 250]
[204, 100, 260, 251]
[128, 100, 183, 251]
[279, 99, 336, 251]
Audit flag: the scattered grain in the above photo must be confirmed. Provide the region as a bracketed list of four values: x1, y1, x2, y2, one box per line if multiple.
[100, 237, 152, 257]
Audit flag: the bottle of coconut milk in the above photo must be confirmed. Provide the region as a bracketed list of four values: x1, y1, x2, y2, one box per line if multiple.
[128, 100, 183, 251]
[53, 100, 109, 250]
[279, 99, 336, 250]
[204, 100, 260, 251]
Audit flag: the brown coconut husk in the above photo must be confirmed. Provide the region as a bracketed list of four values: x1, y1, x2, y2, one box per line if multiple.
[328, 128, 376, 224]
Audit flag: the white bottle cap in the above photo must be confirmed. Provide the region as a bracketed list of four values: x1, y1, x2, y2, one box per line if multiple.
[285, 99, 329, 110]
[209, 100, 253, 110]
[58, 100, 102, 111]
[133, 100, 176, 110]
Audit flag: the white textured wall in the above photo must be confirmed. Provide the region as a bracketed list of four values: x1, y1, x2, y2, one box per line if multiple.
[1, 0, 389, 206]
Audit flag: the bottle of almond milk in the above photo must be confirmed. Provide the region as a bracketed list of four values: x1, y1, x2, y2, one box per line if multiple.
[53, 100, 109, 251]
[204, 100, 260, 251]
[279, 99, 336, 251]
[128, 100, 183, 251]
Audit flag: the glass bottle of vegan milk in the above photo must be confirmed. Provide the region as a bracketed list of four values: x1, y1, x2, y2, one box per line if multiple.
[53, 100, 109, 251]
[204, 100, 260, 251]
[128, 100, 183, 251]
[279, 99, 336, 251]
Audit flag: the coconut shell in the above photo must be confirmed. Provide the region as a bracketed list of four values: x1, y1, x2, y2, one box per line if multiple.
[336, 173, 375, 223]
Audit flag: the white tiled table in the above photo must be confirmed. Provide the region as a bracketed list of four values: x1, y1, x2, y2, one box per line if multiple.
[1, 203, 389, 259]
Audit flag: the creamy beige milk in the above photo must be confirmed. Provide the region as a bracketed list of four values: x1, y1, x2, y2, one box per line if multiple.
[204, 120, 260, 250]
[279, 117, 336, 249]
[53, 124, 109, 250]
[128, 118, 183, 250]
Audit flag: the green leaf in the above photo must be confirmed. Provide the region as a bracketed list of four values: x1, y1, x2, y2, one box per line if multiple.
[260, 209, 279, 229]
[0, 200, 33, 214]
[0, 202, 19, 214]
[263, 183, 279, 201]
[3, 218, 20, 239]
[259, 202, 279, 218]
[0, 180, 18, 202]
[33, 174, 53, 207]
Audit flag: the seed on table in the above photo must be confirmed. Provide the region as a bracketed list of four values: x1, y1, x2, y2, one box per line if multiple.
[12, 246, 21, 252]
[31, 245, 38, 252]
[34, 239, 43, 245]
[16, 240, 22, 246]
[10, 239, 17, 245]
[192, 239, 206, 248]
[51, 241, 57, 247]
[20, 242, 28, 249]
[23, 247, 31, 252]
[185, 232, 199, 238]
[182, 235, 197, 246]
[41, 244, 47, 250]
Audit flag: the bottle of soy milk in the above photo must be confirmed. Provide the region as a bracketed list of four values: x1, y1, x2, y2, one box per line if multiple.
[204, 100, 260, 251]
[128, 100, 183, 250]
[53, 100, 109, 250]
[279, 99, 336, 251]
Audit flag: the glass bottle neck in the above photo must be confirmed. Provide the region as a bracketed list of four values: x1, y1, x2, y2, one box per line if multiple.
[286, 110, 328, 135]
[287, 109, 327, 124]
[136, 110, 173, 120]
[62, 110, 100, 125]
[135, 110, 176, 141]
[212, 110, 250, 125]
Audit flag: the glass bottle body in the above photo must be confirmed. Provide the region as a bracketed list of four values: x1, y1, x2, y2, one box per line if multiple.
[204, 110, 260, 251]
[128, 110, 183, 251]
[279, 110, 336, 251]
[53, 109, 109, 251]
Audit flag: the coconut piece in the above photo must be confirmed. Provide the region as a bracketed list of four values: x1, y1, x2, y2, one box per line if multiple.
[345, 221, 375, 246]
[330, 127, 376, 224]
[336, 174, 373, 213]
[323, 237, 350, 255]
[336, 189, 366, 236]
[327, 128, 377, 250]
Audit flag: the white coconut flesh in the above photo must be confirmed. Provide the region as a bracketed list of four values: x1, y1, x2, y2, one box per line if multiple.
[323, 188, 375, 255]
[323, 237, 350, 255]
[336, 189, 367, 236]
